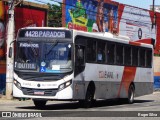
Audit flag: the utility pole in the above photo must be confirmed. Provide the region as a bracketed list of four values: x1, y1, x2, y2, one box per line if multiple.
[6, 0, 15, 99]
[152, 0, 155, 11]
[152, 0, 156, 29]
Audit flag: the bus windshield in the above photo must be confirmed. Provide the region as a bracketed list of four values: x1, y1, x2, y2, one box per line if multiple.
[42, 42, 72, 73]
[15, 41, 72, 74]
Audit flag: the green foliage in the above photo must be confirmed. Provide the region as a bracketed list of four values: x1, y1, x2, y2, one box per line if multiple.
[47, 3, 62, 27]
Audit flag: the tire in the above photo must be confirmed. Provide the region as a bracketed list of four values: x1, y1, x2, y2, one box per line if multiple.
[80, 85, 95, 108]
[127, 85, 135, 104]
[33, 99, 47, 109]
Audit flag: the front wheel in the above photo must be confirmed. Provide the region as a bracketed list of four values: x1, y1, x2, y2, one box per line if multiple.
[33, 99, 47, 109]
[79, 85, 95, 108]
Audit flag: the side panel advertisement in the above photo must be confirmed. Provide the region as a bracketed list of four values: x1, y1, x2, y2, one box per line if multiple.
[65, 0, 119, 33]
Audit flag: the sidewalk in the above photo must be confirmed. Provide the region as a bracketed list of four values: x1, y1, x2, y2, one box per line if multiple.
[0, 94, 6, 99]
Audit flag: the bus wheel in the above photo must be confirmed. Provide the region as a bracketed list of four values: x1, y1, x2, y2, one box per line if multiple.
[127, 85, 135, 104]
[84, 85, 95, 108]
[33, 99, 47, 109]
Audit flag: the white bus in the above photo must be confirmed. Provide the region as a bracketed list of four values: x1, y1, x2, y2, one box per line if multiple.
[13, 27, 153, 108]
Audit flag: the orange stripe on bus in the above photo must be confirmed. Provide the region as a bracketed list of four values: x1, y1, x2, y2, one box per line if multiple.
[129, 41, 141, 46]
[117, 67, 136, 97]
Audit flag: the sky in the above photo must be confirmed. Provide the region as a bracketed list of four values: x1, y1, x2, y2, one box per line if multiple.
[26, 0, 160, 10]
[112, 0, 160, 10]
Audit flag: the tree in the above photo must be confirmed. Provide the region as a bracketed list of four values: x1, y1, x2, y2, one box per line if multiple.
[47, 3, 62, 27]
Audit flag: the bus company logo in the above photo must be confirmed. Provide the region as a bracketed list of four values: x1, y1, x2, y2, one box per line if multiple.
[2, 112, 11, 117]
[37, 84, 41, 87]
[99, 71, 114, 79]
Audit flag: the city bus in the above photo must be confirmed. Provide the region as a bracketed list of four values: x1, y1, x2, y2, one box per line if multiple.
[13, 27, 153, 108]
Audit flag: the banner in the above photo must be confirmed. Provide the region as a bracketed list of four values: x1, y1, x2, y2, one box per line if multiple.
[118, 4, 156, 42]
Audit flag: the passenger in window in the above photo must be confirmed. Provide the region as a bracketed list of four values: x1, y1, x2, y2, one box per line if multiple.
[59, 51, 65, 60]
[98, 49, 102, 61]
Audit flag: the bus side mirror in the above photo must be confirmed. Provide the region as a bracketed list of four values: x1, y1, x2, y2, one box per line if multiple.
[9, 47, 12, 58]
[8, 40, 15, 58]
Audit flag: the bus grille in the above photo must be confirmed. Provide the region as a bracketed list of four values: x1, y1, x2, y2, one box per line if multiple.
[21, 88, 58, 96]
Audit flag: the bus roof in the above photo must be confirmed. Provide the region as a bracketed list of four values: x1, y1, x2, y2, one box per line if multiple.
[73, 29, 153, 49]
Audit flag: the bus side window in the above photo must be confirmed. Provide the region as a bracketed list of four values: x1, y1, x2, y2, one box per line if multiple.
[132, 47, 138, 66]
[97, 41, 105, 63]
[97, 49, 103, 61]
[139, 48, 145, 67]
[107, 43, 115, 64]
[87, 39, 96, 62]
[146, 49, 152, 67]
[124, 46, 131, 66]
[116, 44, 123, 65]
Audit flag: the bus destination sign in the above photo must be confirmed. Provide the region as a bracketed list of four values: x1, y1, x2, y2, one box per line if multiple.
[15, 62, 37, 70]
[19, 29, 72, 38]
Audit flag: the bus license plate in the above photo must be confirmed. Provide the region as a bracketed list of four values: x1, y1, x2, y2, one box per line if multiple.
[34, 90, 44, 95]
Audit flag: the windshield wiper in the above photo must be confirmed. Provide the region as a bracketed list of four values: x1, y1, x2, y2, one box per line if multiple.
[45, 40, 58, 57]
[27, 40, 38, 57]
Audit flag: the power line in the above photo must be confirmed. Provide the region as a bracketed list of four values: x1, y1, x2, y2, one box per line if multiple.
[35, 0, 159, 26]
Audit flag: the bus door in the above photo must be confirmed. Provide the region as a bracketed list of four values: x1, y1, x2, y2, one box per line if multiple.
[74, 45, 86, 99]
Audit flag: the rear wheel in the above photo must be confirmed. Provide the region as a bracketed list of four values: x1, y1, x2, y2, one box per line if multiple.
[127, 85, 135, 104]
[33, 99, 47, 109]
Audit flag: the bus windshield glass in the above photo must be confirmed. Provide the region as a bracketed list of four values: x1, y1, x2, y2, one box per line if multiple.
[42, 42, 72, 73]
[16, 42, 39, 63]
[15, 41, 72, 73]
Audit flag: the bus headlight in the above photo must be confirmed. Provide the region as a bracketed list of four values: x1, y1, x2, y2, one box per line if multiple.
[58, 80, 72, 91]
[14, 79, 21, 90]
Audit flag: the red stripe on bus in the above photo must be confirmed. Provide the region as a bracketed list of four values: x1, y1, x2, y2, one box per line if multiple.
[129, 41, 141, 46]
[117, 67, 136, 97]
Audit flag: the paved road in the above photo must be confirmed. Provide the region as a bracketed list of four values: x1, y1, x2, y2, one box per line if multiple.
[0, 92, 160, 119]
